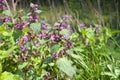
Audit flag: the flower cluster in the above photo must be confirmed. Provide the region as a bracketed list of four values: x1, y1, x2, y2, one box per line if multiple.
[28, 4, 39, 22]
[0, 0, 6, 11]
[15, 21, 29, 29]
[43, 72, 51, 80]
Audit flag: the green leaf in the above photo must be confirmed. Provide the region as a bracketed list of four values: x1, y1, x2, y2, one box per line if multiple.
[0, 71, 22, 80]
[0, 26, 5, 32]
[22, 27, 30, 33]
[2, 10, 12, 16]
[30, 23, 41, 33]
[56, 57, 76, 77]
[42, 57, 52, 64]
[18, 62, 28, 70]
[0, 46, 17, 59]
[35, 10, 42, 14]
[2, 31, 12, 36]
[12, 30, 22, 41]
[0, 63, 2, 74]
[50, 43, 60, 53]
[60, 29, 70, 36]
[101, 72, 116, 78]
[30, 3, 34, 7]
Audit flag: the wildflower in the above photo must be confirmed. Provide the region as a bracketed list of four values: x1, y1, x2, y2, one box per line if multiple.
[89, 25, 93, 28]
[34, 50, 39, 56]
[59, 22, 68, 28]
[33, 4, 38, 11]
[59, 49, 66, 56]
[62, 35, 70, 40]
[4, 16, 11, 22]
[49, 33, 60, 42]
[95, 29, 99, 33]
[0, 5, 6, 11]
[23, 56, 27, 62]
[0, 0, 5, 3]
[18, 54, 21, 59]
[41, 21, 48, 29]
[43, 72, 51, 80]
[52, 53, 59, 59]
[28, 15, 33, 21]
[62, 15, 70, 20]
[52, 78, 57, 80]
[34, 15, 39, 22]
[22, 35, 28, 43]
[15, 21, 28, 29]
[27, 32, 32, 40]
[96, 24, 101, 28]
[34, 41, 38, 46]
[64, 42, 68, 48]
[80, 23, 85, 28]
[28, 14, 39, 22]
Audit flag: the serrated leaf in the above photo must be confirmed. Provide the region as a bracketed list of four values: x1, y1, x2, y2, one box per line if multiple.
[42, 57, 52, 64]
[56, 57, 76, 77]
[30, 23, 41, 33]
[0, 46, 17, 59]
[35, 10, 42, 13]
[50, 43, 60, 53]
[30, 3, 34, 7]
[2, 31, 12, 36]
[0, 71, 22, 80]
[2, 10, 12, 16]
[18, 62, 28, 70]
[60, 29, 70, 36]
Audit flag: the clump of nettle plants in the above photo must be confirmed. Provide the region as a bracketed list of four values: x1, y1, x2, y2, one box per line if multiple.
[0, 0, 120, 80]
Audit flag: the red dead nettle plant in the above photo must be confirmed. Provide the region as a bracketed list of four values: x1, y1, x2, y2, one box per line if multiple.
[0, 1, 120, 80]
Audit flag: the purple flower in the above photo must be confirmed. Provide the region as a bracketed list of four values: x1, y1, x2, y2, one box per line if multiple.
[80, 23, 85, 28]
[27, 32, 32, 40]
[22, 35, 28, 43]
[4, 16, 11, 22]
[34, 41, 38, 46]
[34, 50, 39, 55]
[52, 78, 57, 80]
[28, 15, 33, 21]
[49, 33, 60, 42]
[89, 25, 93, 28]
[50, 33, 56, 41]
[28, 14, 39, 22]
[95, 29, 99, 33]
[0, 5, 6, 11]
[59, 49, 66, 56]
[62, 15, 70, 20]
[41, 21, 48, 29]
[23, 56, 27, 62]
[63, 35, 70, 40]
[15, 21, 28, 29]
[69, 42, 73, 48]
[0, 0, 5, 3]
[96, 24, 101, 28]
[33, 4, 38, 10]
[18, 54, 21, 59]
[34, 15, 39, 22]
[85, 41, 89, 45]
[52, 53, 59, 59]
[59, 22, 68, 28]
[64, 43, 68, 48]
[43, 72, 51, 80]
